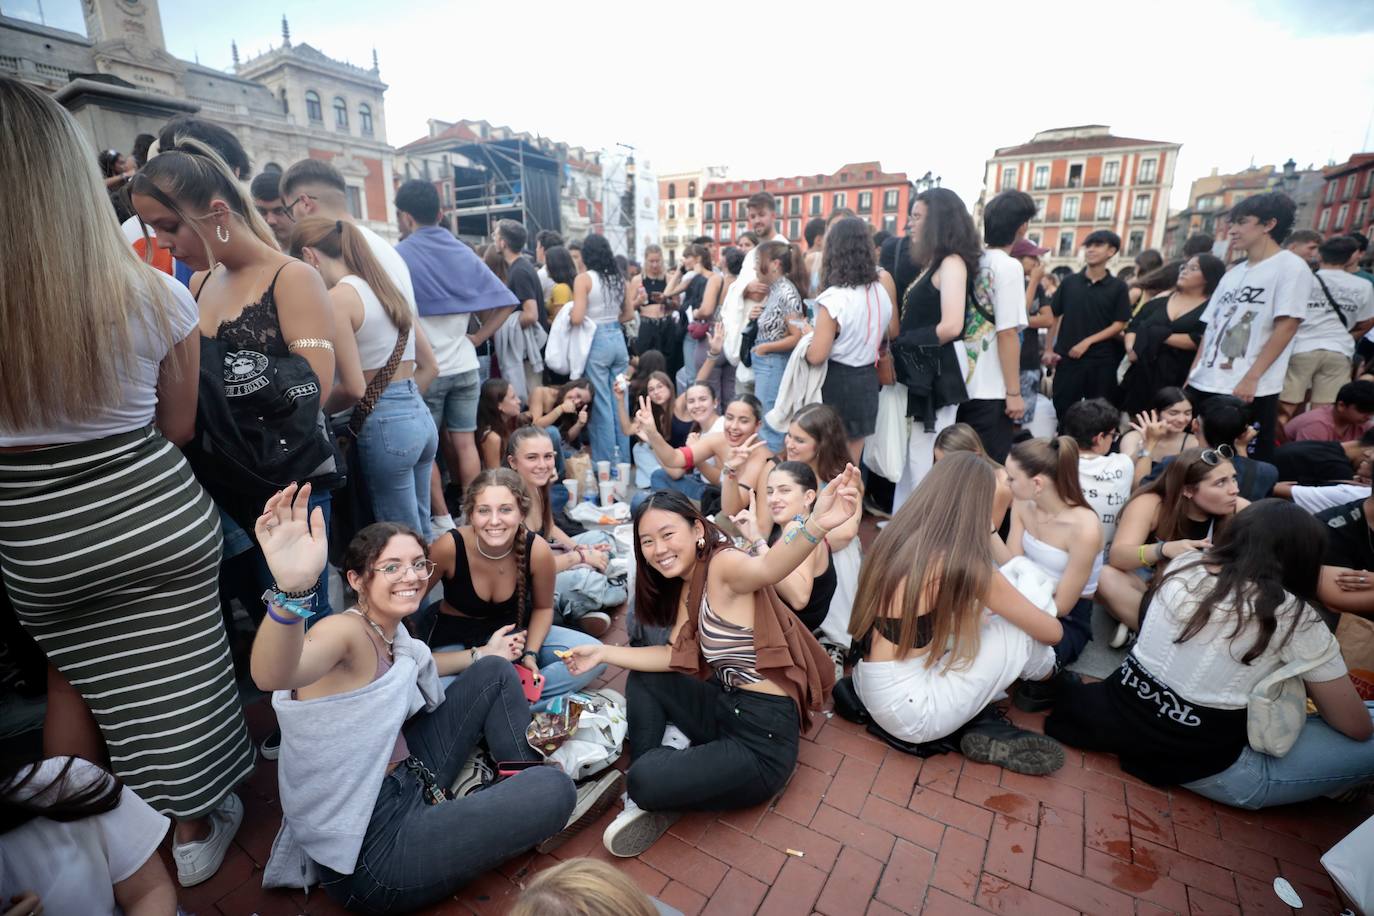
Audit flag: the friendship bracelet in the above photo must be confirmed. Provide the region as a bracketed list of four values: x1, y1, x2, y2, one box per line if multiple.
[1137, 545, 1154, 568]
[273, 582, 319, 600]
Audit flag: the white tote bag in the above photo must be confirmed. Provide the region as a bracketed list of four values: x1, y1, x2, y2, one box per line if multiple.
[863, 383, 909, 483]
[1321, 814, 1374, 914]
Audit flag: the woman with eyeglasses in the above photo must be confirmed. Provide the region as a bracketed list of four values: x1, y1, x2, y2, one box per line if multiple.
[1046, 499, 1374, 807]
[1117, 387, 1197, 487]
[1097, 447, 1248, 642]
[423, 469, 606, 705]
[249, 484, 584, 908]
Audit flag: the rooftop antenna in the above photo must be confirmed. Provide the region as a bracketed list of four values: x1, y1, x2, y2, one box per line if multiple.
[281, 15, 291, 48]
[231, 40, 240, 68]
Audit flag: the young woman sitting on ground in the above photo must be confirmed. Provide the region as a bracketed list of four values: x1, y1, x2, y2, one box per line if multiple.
[1003, 437, 1105, 710]
[506, 426, 624, 638]
[1117, 386, 1195, 486]
[614, 369, 678, 487]
[562, 472, 855, 856]
[632, 391, 768, 504]
[425, 469, 605, 706]
[729, 461, 837, 632]
[250, 484, 583, 908]
[933, 423, 1013, 531]
[1046, 500, 1374, 807]
[475, 378, 523, 471]
[1097, 447, 1247, 641]
[528, 378, 591, 453]
[849, 453, 1066, 774]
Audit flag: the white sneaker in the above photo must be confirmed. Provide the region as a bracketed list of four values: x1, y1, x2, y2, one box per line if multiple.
[603, 795, 678, 857]
[823, 643, 847, 681]
[451, 747, 495, 797]
[661, 723, 691, 750]
[431, 514, 457, 534]
[537, 768, 625, 854]
[173, 793, 244, 887]
[1109, 621, 1132, 650]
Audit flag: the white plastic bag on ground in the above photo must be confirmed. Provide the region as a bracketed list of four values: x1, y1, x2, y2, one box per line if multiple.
[1321, 813, 1374, 913]
[863, 383, 909, 483]
[527, 689, 628, 781]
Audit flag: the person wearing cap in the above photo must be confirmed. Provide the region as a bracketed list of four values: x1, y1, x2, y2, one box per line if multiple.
[957, 190, 1035, 462]
[1013, 236, 1054, 431]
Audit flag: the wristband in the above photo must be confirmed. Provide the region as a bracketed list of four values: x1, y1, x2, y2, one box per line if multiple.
[520, 649, 539, 662]
[265, 603, 304, 626]
[1156, 541, 1167, 563]
[1137, 545, 1154, 568]
[678, 445, 695, 471]
[722, 464, 738, 479]
[261, 589, 316, 621]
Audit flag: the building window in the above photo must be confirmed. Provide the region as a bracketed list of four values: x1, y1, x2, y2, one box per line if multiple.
[688, 181, 696, 198]
[668, 183, 676, 199]
[1132, 193, 1151, 219]
[704, 202, 714, 221]
[1096, 196, 1114, 220]
[1033, 165, 1049, 190]
[668, 204, 676, 219]
[736, 220, 746, 237]
[1319, 209, 1331, 231]
[1032, 197, 1045, 222]
[810, 194, 822, 216]
[1364, 171, 1374, 196]
[1356, 199, 1368, 231]
[333, 97, 348, 129]
[1139, 158, 1158, 183]
[883, 189, 899, 211]
[790, 196, 800, 216]
[346, 186, 363, 219]
[1063, 196, 1079, 221]
[1325, 182, 1338, 204]
[358, 103, 373, 135]
[1027, 232, 1041, 246]
[858, 191, 872, 211]
[719, 224, 730, 242]
[1102, 160, 1119, 186]
[1126, 229, 1145, 256]
[687, 202, 695, 218]
[720, 200, 731, 221]
[1337, 203, 1350, 228]
[832, 192, 846, 209]
[883, 215, 897, 233]
[1001, 166, 1017, 190]
[1068, 164, 1083, 189]
[1057, 230, 1076, 257]
[1345, 175, 1357, 199]
[305, 90, 322, 122]
[789, 218, 800, 240]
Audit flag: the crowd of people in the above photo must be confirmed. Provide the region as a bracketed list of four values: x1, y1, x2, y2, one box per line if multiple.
[2, 72, 1374, 914]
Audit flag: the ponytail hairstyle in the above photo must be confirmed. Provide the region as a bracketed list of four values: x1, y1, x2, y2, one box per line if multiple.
[726, 393, 765, 428]
[506, 425, 557, 536]
[933, 422, 988, 459]
[130, 134, 277, 266]
[755, 240, 810, 297]
[686, 242, 713, 271]
[631, 489, 728, 628]
[462, 469, 534, 625]
[1009, 436, 1087, 508]
[288, 217, 412, 334]
[771, 460, 819, 513]
[475, 378, 519, 464]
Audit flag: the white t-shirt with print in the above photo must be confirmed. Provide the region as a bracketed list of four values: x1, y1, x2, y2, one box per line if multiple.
[1133, 555, 1346, 709]
[955, 248, 1028, 401]
[1077, 452, 1135, 548]
[1292, 268, 1374, 358]
[1189, 249, 1313, 397]
[816, 282, 894, 368]
[0, 758, 170, 916]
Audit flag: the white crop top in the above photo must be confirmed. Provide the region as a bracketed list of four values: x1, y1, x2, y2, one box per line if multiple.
[341, 275, 416, 371]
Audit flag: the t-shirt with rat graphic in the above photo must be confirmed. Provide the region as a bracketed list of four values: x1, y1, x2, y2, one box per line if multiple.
[1188, 249, 1312, 398]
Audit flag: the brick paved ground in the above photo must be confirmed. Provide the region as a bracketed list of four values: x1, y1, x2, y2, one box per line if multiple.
[166, 518, 1374, 915]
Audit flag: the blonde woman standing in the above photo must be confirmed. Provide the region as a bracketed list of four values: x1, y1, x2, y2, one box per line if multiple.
[0, 77, 254, 887]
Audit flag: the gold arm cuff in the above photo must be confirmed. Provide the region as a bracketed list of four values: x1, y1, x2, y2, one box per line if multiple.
[287, 337, 334, 352]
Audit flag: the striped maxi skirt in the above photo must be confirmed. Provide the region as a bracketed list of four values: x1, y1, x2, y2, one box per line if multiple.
[0, 426, 255, 820]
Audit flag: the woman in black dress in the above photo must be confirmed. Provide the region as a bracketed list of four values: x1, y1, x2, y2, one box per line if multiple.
[1120, 254, 1226, 414]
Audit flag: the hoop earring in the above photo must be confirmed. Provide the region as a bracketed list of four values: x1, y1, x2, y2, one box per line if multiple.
[215, 224, 230, 243]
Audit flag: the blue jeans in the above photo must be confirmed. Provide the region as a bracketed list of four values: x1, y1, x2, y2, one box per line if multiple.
[435, 625, 606, 712]
[751, 349, 789, 452]
[318, 657, 575, 914]
[357, 380, 439, 543]
[632, 441, 662, 489]
[220, 489, 334, 622]
[631, 467, 710, 511]
[1182, 702, 1374, 809]
[587, 324, 630, 464]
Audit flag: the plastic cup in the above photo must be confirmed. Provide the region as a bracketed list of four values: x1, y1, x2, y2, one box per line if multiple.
[598, 481, 616, 507]
[596, 460, 611, 481]
[563, 478, 579, 503]
[617, 462, 632, 489]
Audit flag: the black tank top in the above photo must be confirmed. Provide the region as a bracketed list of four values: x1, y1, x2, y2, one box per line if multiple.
[768, 528, 836, 631]
[439, 528, 537, 622]
[901, 269, 944, 334]
[195, 262, 294, 355]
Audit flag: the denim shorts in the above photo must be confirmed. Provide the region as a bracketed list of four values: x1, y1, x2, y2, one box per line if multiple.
[423, 369, 480, 433]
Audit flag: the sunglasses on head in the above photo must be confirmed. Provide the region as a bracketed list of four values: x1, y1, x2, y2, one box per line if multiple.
[1199, 444, 1235, 466]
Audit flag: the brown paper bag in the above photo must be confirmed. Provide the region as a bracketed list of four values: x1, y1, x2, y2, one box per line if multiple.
[564, 452, 591, 492]
[1335, 613, 1374, 700]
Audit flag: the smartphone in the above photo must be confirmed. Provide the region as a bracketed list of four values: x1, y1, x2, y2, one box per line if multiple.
[515, 662, 543, 703]
[496, 759, 544, 779]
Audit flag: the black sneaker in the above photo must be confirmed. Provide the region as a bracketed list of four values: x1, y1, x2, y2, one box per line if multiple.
[1013, 668, 1081, 713]
[260, 728, 281, 761]
[958, 704, 1065, 776]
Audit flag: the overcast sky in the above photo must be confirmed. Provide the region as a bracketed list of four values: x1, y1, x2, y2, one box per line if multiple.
[9, 0, 1374, 209]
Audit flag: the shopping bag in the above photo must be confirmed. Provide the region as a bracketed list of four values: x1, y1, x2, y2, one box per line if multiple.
[1321, 814, 1374, 914]
[863, 382, 909, 483]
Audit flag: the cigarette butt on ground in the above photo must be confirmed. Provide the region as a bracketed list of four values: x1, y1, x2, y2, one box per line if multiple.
[785, 848, 805, 857]
[554, 649, 573, 659]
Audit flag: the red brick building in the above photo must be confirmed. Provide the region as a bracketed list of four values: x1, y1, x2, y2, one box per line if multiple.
[1315, 153, 1374, 238]
[981, 125, 1180, 270]
[700, 162, 912, 247]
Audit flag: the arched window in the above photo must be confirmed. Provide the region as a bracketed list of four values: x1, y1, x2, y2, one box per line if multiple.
[359, 103, 373, 136]
[688, 181, 697, 197]
[333, 96, 348, 129]
[668, 182, 676, 199]
[305, 90, 322, 122]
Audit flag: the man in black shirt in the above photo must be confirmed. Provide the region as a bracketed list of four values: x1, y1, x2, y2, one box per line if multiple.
[493, 219, 546, 327]
[1272, 428, 1374, 485]
[1315, 494, 1374, 617]
[1044, 229, 1132, 428]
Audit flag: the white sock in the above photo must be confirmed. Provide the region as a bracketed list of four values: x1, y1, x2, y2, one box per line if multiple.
[661, 723, 691, 750]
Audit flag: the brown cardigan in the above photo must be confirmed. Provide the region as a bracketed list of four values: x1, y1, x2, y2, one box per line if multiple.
[668, 546, 836, 732]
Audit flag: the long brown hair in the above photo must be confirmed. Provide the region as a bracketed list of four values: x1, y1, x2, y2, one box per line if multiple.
[475, 378, 519, 465]
[755, 239, 810, 299]
[849, 453, 997, 670]
[634, 370, 676, 440]
[506, 425, 556, 536]
[288, 217, 412, 334]
[791, 403, 850, 482]
[1008, 436, 1087, 508]
[462, 469, 533, 625]
[933, 423, 988, 458]
[631, 489, 728, 629]
[1137, 447, 1234, 542]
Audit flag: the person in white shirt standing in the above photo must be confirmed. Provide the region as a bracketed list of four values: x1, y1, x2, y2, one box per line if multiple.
[1279, 234, 1374, 425]
[1186, 192, 1309, 462]
[963, 190, 1033, 462]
